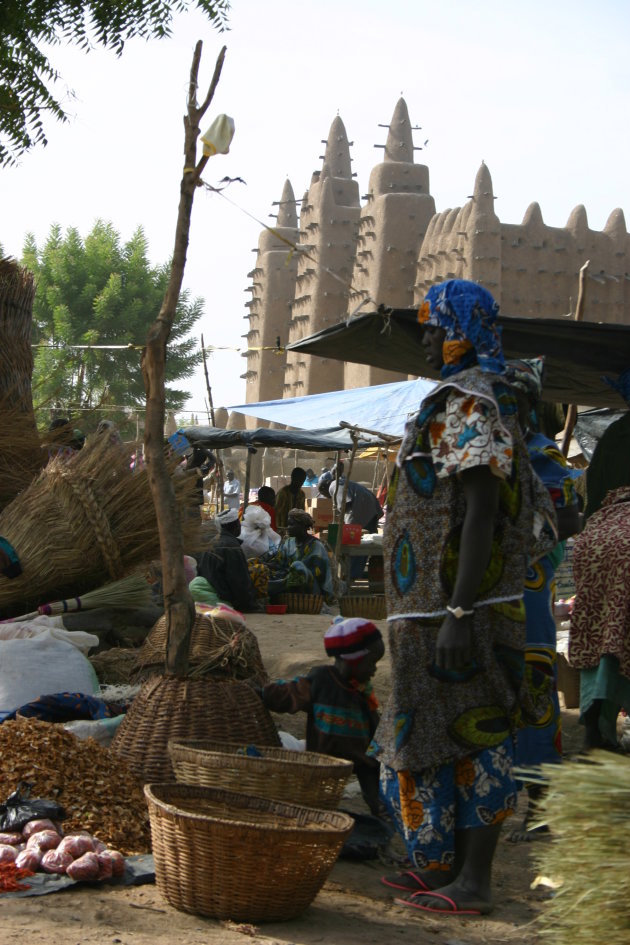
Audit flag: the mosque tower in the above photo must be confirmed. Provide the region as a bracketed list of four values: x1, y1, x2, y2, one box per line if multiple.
[283, 115, 361, 396]
[241, 179, 299, 424]
[344, 97, 436, 387]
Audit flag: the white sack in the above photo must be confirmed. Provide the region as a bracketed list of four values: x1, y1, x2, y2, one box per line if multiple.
[0, 629, 100, 715]
[240, 505, 281, 559]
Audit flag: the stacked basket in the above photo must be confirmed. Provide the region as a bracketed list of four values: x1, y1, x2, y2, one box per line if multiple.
[145, 783, 354, 922]
[144, 739, 354, 922]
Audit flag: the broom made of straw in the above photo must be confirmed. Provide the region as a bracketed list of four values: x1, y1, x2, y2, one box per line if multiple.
[530, 750, 630, 945]
[10, 573, 154, 621]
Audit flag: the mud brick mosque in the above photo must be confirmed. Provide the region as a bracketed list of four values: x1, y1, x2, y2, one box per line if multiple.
[233, 97, 629, 429]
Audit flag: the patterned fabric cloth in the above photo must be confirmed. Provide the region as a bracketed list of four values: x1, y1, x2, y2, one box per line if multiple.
[418, 279, 505, 377]
[264, 534, 335, 603]
[369, 366, 549, 774]
[570, 487, 630, 679]
[379, 738, 517, 872]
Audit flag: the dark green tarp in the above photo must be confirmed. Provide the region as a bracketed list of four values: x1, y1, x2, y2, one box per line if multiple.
[177, 425, 386, 451]
[287, 309, 630, 408]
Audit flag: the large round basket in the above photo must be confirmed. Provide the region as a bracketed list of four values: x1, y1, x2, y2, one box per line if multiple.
[111, 675, 280, 783]
[277, 593, 323, 615]
[168, 739, 352, 809]
[339, 595, 387, 620]
[133, 612, 268, 685]
[144, 783, 354, 922]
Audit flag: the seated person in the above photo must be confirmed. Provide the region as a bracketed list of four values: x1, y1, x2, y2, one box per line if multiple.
[259, 618, 385, 814]
[275, 467, 307, 528]
[240, 485, 277, 530]
[195, 509, 261, 613]
[264, 509, 335, 603]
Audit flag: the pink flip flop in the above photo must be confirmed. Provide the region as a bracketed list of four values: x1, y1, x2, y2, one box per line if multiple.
[381, 870, 432, 892]
[395, 889, 492, 916]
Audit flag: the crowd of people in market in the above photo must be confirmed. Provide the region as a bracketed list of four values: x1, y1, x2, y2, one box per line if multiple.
[4, 277, 629, 927]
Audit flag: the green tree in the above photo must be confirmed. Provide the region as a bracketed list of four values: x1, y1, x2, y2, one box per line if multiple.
[0, 0, 230, 166]
[24, 220, 203, 433]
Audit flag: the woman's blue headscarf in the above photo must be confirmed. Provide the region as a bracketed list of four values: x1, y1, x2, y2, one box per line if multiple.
[418, 279, 505, 378]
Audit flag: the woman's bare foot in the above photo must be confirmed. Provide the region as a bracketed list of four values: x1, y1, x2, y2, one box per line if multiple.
[396, 878, 493, 915]
[381, 868, 454, 893]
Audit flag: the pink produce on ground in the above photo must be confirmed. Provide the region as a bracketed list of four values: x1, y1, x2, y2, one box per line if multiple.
[26, 829, 61, 852]
[41, 849, 74, 874]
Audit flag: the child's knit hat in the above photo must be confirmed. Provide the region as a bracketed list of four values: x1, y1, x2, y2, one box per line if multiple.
[324, 617, 383, 662]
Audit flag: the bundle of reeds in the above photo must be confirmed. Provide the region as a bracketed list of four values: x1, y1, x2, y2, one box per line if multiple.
[532, 750, 630, 945]
[0, 435, 202, 618]
[0, 260, 45, 509]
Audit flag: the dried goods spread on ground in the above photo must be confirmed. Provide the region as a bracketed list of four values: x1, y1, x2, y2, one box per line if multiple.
[0, 717, 151, 854]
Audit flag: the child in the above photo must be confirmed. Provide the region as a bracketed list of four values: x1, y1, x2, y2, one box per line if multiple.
[260, 617, 385, 814]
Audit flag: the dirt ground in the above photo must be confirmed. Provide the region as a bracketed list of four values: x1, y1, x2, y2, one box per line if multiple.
[2, 612, 583, 945]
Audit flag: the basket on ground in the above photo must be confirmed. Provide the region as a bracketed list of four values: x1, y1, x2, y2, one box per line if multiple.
[111, 675, 280, 782]
[277, 592, 323, 614]
[168, 739, 352, 809]
[132, 611, 268, 685]
[339, 595, 387, 620]
[145, 782, 354, 922]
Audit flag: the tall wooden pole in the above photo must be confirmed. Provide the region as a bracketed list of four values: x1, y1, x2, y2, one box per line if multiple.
[560, 260, 589, 457]
[201, 331, 223, 508]
[141, 43, 226, 676]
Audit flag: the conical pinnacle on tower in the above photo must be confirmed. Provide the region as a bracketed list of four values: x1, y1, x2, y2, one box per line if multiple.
[275, 179, 298, 228]
[383, 97, 414, 163]
[471, 162, 495, 211]
[321, 115, 352, 179]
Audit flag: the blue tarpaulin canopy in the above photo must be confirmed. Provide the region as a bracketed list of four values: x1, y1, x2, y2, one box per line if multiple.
[228, 377, 435, 438]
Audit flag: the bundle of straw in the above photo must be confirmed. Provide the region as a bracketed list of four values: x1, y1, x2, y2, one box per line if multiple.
[12, 573, 154, 621]
[0, 259, 45, 509]
[0, 435, 201, 618]
[532, 750, 630, 945]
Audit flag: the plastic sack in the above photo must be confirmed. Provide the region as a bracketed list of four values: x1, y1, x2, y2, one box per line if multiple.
[0, 783, 66, 833]
[0, 629, 99, 714]
[63, 715, 124, 747]
[240, 505, 281, 559]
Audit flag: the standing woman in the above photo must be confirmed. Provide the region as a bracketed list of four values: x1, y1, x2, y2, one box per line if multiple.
[372, 280, 550, 916]
[504, 359, 581, 831]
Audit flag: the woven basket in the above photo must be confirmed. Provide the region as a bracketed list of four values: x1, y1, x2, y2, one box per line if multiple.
[144, 782, 354, 922]
[133, 612, 268, 685]
[111, 675, 280, 783]
[168, 739, 352, 809]
[277, 593, 323, 615]
[339, 595, 387, 620]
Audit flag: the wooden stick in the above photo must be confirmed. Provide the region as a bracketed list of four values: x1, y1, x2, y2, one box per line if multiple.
[560, 260, 589, 457]
[141, 43, 227, 676]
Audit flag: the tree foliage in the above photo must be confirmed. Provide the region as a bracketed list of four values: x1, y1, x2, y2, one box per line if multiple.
[24, 220, 203, 432]
[0, 0, 230, 166]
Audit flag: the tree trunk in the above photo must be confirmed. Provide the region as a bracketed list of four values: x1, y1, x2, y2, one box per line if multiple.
[141, 42, 226, 675]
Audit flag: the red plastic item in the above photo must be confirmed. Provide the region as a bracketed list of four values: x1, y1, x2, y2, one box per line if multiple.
[341, 524, 362, 545]
[266, 604, 288, 615]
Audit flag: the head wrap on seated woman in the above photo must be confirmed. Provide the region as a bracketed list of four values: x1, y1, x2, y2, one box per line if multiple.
[418, 279, 504, 377]
[287, 508, 314, 528]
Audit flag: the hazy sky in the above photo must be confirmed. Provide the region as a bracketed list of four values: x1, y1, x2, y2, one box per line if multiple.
[1, 0, 629, 418]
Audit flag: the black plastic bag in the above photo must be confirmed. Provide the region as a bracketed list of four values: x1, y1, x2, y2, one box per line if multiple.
[0, 781, 66, 832]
